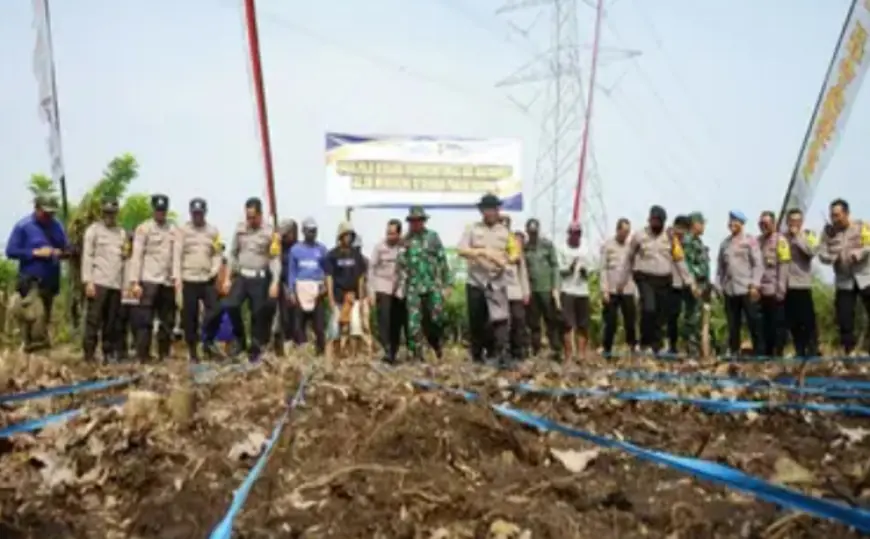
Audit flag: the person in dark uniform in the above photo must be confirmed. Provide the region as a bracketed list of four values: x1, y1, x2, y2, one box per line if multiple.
[5, 195, 71, 352]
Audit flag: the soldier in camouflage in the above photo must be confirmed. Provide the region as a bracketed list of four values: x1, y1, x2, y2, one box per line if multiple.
[398, 206, 452, 361]
[681, 212, 710, 355]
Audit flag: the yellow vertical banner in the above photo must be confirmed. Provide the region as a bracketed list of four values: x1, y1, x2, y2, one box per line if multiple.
[780, 0, 870, 225]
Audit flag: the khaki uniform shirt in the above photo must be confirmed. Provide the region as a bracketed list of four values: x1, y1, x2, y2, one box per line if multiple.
[173, 222, 223, 283]
[599, 237, 636, 295]
[81, 221, 126, 290]
[229, 221, 282, 286]
[819, 220, 870, 290]
[130, 218, 177, 286]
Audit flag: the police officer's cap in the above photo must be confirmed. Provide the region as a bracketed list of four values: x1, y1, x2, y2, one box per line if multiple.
[302, 217, 317, 230]
[689, 211, 705, 224]
[477, 193, 502, 209]
[151, 194, 170, 211]
[101, 196, 119, 213]
[189, 197, 207, 213]
[649, 205, 667, 221]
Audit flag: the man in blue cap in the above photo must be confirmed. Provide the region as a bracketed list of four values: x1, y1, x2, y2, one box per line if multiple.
[5, 194, 71, 352]
[716, 210, 763, 355]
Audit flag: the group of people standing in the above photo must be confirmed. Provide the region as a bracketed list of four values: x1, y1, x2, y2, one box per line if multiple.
[5, 191, 870, 363]
[589, 199, 870, 358]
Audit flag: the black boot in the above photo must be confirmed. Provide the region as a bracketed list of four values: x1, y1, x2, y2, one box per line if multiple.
[187, 343, 200, 363]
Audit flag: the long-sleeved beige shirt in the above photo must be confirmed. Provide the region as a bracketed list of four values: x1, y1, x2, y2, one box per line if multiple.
[716, 232, 762, 296]
[818, 220, 870, 290]
[600, 236, 636, 295]
[81, 221, 126, 290]
[785, 230, 818, 290]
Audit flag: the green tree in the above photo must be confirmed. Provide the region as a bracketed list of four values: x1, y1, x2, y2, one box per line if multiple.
[27, 173, 58, 199]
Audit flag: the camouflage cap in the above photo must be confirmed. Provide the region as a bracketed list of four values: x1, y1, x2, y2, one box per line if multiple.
[688, 211, 705, 223]
[34, 194, 60, 213]
[406, 205, 429, 221]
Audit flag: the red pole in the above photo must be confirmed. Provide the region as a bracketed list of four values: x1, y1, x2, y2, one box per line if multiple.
[243, 0, 278, 226]
[571, 0, 605, 222]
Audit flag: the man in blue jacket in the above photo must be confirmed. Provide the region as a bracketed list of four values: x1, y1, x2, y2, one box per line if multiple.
[5, 195, 70, 351]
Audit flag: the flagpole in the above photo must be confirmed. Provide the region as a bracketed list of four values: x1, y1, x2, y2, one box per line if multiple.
[777, 0, 858, 229]
[40, 0, 69, 223]
[242, 0, 279, 228]
[570, 0, 605, 223]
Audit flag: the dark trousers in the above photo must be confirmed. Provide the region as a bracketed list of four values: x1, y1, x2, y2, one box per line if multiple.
[467, 285, 508, 362]
[273, 285, 299, 355]
[724, 294, 763, 355]
[224, 275, 274, 355]
[376, 293, 406, 360]
[508, 299, 527, 360]
[526, 290, 562, 356]
[602, 293, 637, 353]
[759, 295, 786, 357]
[83, 285, 121, 360]
[635, 272, 670, 351]
[133, 283, 176, 360]
[116, 304, 134, 359]
[181, 280, 221, 353]
[785, 288, 819, 357]
[667, 287, 689, 353]
[296, 302, 326, 354]
[834, 285, 870, 353]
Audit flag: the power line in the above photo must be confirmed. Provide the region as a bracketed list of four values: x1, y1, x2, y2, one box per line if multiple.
[226, 1, 538, 122]
[601, 14, 729, 195]
[628, 0, 729, 174]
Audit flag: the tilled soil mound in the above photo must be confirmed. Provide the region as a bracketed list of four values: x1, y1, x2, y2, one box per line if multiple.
[0, 351, 869, 538]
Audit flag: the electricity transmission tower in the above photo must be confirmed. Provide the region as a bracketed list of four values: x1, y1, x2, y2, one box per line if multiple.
[496, 0, 637, 242]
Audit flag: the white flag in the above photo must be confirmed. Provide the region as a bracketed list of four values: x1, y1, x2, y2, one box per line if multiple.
[32, 0, 65, 188]
[781, 0, 870, 223]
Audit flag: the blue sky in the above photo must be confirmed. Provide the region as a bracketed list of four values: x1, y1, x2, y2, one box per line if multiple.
[1, 0, 867, 261]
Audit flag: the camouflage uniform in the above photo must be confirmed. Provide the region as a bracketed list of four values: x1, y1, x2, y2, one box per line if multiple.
[681, 217, 710, 353]
[397, 206, 452, 359]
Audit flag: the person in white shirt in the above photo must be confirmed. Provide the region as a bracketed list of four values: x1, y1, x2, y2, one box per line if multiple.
[559, 222, 592, 359]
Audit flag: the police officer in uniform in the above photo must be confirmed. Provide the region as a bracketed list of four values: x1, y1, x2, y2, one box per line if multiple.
[173, 198, 224, 361]
[80, 197, 125, 362]
[622, 205, 695, 353]
[458, 194, 516, 365]
[757, 211, 790, 357]
[129, 194, 177, 361]
[783, 208, 820, 357]
[716, 210, 764, 356]
[224, 197, 282, 362]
